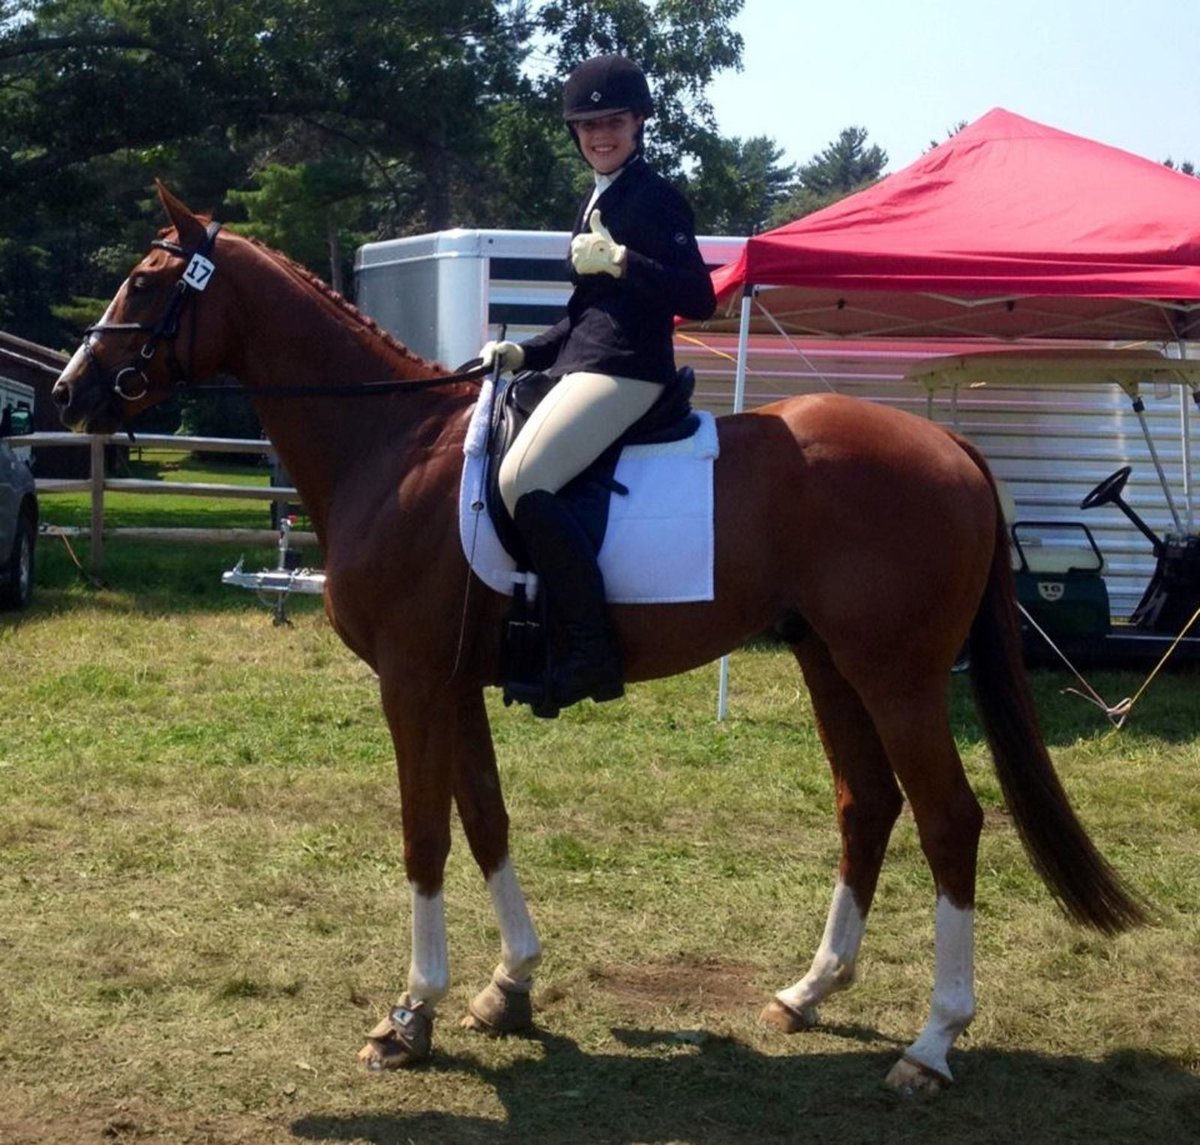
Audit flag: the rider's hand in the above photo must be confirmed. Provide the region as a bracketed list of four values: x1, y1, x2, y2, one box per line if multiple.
[570, 212, 626, 278]
[478, 339, 525, 372]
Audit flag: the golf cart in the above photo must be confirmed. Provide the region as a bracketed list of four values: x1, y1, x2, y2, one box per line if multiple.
[907, 349, 1200, 666]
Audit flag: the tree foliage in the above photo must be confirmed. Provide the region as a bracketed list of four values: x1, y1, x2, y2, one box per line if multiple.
[1, 0, 787, 354]
[1162, 157, 1197, 176]
[769, 125, 888, 226]
[687, 132, 794, 235]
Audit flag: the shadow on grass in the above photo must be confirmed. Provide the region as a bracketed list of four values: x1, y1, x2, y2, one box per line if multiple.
[292, 1030, 1200, 1145]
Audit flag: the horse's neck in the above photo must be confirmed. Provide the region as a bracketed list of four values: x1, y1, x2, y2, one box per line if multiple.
[228, 249, 460, 533]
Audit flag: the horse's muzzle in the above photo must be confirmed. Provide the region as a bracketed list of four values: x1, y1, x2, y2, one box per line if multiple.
[51, 370, 122, 434]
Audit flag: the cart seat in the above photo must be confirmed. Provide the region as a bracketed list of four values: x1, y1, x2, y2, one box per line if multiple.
[995, 478, 1110, 641]
[996, 480, 1104, 575]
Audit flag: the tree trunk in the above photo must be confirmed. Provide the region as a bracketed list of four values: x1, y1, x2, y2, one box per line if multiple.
[327, 211, 343, 296]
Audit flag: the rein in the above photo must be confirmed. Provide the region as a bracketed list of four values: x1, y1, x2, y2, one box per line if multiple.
[83, 222, 489, 401]
[127, 364, 490, 400]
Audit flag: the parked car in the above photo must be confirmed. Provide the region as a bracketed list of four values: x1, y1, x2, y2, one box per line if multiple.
[0, 404, 37, 610]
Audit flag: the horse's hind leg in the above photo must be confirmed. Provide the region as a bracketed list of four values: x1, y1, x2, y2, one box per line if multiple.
[763, 637, 904, 1031]
[854, 671, 984, 1092]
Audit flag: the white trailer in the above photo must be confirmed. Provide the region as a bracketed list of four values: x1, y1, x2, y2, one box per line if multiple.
[354, 227, 746, 375]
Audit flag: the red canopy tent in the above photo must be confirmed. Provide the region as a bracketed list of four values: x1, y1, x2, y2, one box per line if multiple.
[692, 109, 1200, 715]
[702, 107, 1200, 346]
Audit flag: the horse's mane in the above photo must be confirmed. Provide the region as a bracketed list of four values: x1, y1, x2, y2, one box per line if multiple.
[158, 222, 443, 373]
[243, 234, 441, 372]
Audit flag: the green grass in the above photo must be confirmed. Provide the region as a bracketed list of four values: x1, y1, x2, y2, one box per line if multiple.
[1, 477, 1199, 1142]
[44, 449, 287, 531]
[35, 449, 322, 614]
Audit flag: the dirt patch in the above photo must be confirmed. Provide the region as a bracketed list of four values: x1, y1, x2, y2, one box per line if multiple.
[588, 955, 765, 1016]
[982, 805, 1014, 831]
[0, 1104, 281, 1145]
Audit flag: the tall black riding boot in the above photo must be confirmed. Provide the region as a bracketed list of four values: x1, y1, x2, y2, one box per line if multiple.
[512, 489, 624, 708]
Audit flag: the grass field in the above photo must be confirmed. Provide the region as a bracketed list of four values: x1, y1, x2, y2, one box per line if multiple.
[1, 466, 1199, 1143]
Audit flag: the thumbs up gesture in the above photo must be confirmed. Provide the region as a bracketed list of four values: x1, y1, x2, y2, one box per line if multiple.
[570, 211, 627, 278]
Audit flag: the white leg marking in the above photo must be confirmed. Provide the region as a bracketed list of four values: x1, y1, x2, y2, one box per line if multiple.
[487, 858, 542, 991]
[776, 878, 865, 1016]
[406, 886, 449, 1008]
[902, 896, 976, 1082]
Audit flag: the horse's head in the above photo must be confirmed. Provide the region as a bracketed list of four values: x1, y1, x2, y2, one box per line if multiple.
[52, 183, 236, 433]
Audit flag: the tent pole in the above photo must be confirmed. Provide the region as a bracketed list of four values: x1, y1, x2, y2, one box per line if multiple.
[1178, 338, 1194, 533]
[1130, 392, 1183, 534]
[732, 284, 753, 413]
[718, 285, 754, 721]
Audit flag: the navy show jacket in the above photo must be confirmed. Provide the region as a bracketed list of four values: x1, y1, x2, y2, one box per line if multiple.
[520, 157, 717, 388]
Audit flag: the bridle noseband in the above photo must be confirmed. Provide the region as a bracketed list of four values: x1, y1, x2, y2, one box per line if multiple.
[82, 221, 223, 400]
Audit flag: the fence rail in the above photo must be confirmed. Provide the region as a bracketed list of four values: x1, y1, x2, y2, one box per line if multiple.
[11, 432, 316, 573]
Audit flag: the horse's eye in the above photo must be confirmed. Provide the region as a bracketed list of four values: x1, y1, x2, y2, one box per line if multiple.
[128, 274, 151, 294]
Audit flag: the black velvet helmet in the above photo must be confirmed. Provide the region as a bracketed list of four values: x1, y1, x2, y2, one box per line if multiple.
[562, 55, 654, 122]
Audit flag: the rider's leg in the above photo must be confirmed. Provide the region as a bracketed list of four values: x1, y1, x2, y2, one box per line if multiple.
[499, 372, 660, 707]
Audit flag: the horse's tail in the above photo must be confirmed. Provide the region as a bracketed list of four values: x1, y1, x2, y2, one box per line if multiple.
[958, 437, 1148, 935]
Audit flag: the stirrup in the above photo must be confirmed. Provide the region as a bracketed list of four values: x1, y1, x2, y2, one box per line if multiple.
[502, 676, 561, 719]
[550, 645, 624, 708]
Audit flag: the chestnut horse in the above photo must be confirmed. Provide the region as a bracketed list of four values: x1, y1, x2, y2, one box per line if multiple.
[52, 186, 1145, 1092]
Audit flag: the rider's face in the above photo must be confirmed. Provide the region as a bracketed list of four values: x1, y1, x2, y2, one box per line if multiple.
[574, 111, 643, 175]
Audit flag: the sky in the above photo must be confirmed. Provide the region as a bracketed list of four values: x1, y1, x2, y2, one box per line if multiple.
[707, 0, 1200, 174]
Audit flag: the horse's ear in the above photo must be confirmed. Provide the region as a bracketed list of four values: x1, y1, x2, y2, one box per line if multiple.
[155, 179, 207, 247]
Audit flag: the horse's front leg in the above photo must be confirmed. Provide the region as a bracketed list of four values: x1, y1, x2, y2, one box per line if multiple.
[357, 680, 461, 1070]
[357, 682, 542, 1068]
[451, 690, 542, 1036]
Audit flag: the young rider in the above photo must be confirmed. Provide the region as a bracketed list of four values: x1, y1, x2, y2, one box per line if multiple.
[478, 54, 716, 710]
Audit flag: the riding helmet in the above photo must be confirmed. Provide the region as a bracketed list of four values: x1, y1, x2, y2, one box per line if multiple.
[562, 55, 654, 122]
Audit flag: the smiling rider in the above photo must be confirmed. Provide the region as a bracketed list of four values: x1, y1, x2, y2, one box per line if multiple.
[478, 54, 716, 710]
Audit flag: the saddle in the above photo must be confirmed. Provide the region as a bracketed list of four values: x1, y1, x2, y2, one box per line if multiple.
[482, 366, 699, 717]
[484, 367, 699, 566]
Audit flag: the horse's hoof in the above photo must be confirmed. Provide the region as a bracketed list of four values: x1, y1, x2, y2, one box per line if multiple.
[884, 1056, 947, 1096]
[357, 1000, 433, 1070]
[460, 979, 533, 1035]
[759, 998, 819, 1033]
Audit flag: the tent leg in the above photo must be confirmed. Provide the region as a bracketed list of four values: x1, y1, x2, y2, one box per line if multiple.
[1130, 394, 1183, 534]
[1178, 339, 1194, 534]
[717, 285, 754, 722]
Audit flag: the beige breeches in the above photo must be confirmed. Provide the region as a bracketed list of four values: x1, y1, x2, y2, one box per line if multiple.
[498, 371, 661, 514]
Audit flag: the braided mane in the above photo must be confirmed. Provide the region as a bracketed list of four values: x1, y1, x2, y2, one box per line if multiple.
[157, 220, 443, 374]
[241, 234, 442, 372]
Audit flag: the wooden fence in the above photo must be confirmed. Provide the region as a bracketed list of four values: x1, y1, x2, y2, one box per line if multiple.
[13, 432, 317, 574]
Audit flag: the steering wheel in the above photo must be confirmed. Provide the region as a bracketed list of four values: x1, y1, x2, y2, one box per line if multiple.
[1080, 465, 1132, 511]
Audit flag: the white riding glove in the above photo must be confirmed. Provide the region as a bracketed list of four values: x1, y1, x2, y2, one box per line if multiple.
[570, 211, 626, 278]
[478, 339, 525, 372]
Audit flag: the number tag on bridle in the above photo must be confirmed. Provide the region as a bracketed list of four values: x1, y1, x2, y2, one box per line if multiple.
[183, 253, 216, 291]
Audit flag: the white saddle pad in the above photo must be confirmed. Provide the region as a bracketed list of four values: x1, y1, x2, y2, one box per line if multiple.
[459, 380, 718, 604]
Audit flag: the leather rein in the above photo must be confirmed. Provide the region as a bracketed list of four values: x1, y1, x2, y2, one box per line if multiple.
[81, 222, 489, 402]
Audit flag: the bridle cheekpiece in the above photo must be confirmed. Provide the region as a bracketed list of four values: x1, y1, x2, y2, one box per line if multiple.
[83, 220, 223, 400]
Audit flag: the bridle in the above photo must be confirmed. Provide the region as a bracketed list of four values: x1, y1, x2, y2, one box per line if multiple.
[83, 221, 224, 401]
[77, 220, 489, 402]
